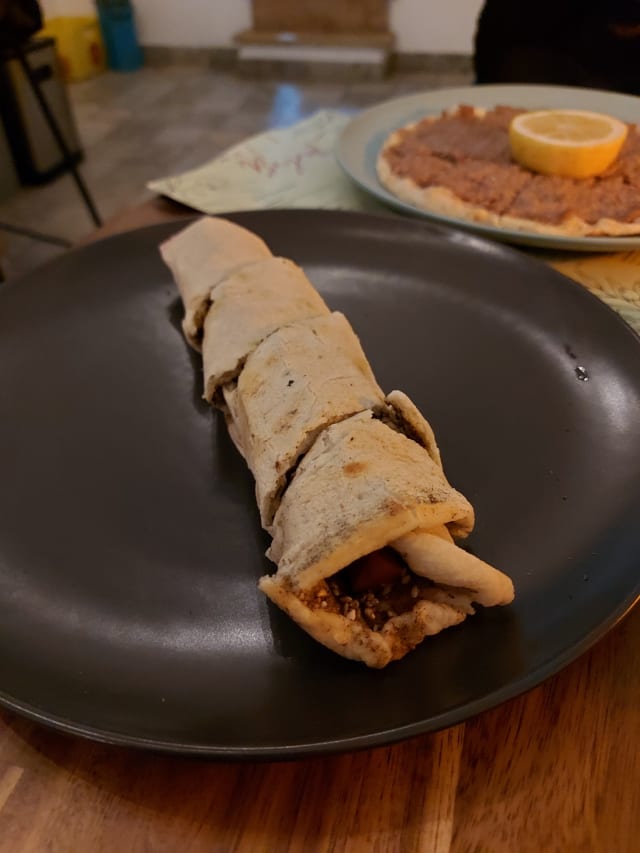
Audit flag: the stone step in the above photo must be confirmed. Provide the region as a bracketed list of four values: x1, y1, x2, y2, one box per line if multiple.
[235, 29, 393, 78]
[235, 29, 394, 49]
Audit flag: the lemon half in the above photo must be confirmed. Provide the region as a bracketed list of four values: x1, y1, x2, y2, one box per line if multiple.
[509, 109, 628, 179]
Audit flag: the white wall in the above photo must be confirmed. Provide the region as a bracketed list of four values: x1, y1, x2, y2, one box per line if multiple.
[41, 0, 96, 15]
[48, 0, 483, 54]
[132, 0, 252, 49]
[391, 0, 483, 53]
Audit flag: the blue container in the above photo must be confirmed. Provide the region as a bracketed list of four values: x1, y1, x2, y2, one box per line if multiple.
[97, 1, 143, 72]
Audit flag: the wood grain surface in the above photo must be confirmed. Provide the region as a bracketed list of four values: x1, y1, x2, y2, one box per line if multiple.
[1, 199, 638, 853]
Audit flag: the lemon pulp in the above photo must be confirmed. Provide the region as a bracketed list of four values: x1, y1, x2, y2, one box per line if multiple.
[509, 109, 628, 179]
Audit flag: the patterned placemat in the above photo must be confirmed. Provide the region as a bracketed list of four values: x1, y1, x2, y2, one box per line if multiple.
[550, 252, 640, 336]
[149, 112, 640, 337]
[148, 111, 383, 214]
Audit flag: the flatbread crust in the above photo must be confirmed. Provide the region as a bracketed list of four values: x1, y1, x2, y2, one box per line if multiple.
[201, 257, 329, 403]
[382, 389, 443, 471]
[266, 410, 474, 590]
[227, 312, 385, 529]
[392, 530, 514, 608]
[377, 109, 640, 238]
[159, 217, 272, 350]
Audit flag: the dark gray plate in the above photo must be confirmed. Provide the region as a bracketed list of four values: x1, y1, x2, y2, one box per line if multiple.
[0, 210, 639, 759]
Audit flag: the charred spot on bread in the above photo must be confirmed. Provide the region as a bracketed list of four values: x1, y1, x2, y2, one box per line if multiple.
[342, 461, 367, 476]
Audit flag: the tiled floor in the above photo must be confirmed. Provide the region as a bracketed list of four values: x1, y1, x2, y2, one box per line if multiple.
[0, 65, 472, 280]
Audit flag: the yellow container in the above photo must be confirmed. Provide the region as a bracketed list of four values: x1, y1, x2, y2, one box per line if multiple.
[39, 16, 105, 83]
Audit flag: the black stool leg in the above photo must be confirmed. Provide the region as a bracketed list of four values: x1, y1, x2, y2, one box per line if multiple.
[15, 46, 102, 227]
[0, 221, 72, 247]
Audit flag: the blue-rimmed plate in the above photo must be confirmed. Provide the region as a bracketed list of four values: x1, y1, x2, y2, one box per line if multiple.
[337, 84, 640, 252]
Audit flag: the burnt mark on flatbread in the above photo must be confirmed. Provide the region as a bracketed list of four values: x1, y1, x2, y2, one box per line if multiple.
[343, 461, 367, 476]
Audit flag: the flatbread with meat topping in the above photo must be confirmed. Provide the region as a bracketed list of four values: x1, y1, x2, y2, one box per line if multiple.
[377, 105, 640, 237]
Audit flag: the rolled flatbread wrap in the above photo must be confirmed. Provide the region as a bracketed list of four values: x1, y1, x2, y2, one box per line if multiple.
[224, 312, 386, 528]
[260, 411, 513, 667]
[202, 257, 329, 403]
[160, 217, 271, 350]
[161, 217, 515, 668]
[265, 410, 473, 588]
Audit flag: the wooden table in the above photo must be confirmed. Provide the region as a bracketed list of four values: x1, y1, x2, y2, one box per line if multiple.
[1, 199, 639, 852]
